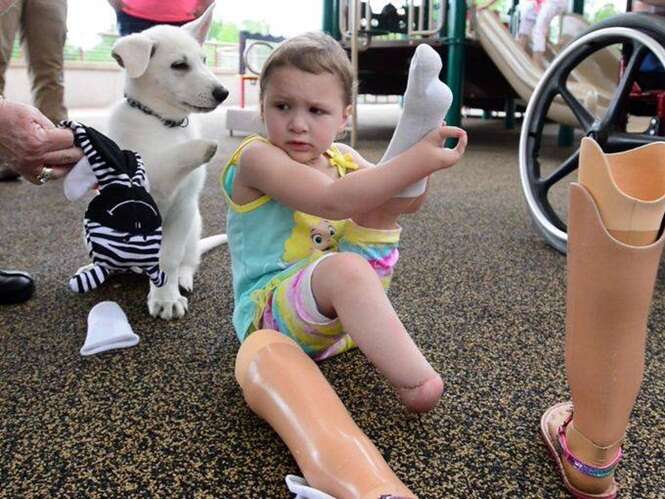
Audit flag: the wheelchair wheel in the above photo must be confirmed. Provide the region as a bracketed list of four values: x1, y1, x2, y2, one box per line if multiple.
[519, 13, 665, 253]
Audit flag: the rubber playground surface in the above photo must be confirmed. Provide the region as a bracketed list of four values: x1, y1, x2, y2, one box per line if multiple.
[1, 108, 664, 498]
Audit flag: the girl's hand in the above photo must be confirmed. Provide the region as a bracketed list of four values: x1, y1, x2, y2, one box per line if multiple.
[423, 125, 467, 171]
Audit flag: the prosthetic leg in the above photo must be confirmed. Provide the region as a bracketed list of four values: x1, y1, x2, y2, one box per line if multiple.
[236, 330, 416, 499]
[541, 137, 665, 498]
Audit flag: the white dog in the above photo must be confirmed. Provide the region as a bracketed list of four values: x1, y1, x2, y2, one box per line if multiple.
[109, 4, 227, 319]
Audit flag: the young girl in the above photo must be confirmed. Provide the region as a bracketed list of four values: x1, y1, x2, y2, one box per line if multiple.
[224, 32, 466, 497]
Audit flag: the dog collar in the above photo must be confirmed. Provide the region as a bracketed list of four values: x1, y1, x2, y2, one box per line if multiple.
[125, 96, 189, 128]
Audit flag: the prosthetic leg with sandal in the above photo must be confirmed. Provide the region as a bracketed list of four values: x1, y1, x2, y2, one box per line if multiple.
[236, 329, 416, 499]
[541, 137, 665, 498]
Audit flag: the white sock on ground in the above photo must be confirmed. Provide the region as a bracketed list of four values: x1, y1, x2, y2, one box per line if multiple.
[379, 44, 453, 197]
[285, 475, 335, 499]
[80, 301, 140, 356]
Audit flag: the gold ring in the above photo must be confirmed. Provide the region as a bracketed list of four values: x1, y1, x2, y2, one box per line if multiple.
[37, 167, 54, 185]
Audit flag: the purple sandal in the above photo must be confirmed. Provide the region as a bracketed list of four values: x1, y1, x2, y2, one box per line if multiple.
[541, 402, 620, 499]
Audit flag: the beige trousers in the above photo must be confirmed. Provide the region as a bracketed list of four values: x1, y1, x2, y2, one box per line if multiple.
[0, 0, 68, 122]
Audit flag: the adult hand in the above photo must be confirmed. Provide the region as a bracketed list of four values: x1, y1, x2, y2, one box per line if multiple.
[0, 98, 82, 185]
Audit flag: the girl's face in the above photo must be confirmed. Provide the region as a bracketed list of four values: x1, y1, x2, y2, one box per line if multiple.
[262, 66, 351, 165]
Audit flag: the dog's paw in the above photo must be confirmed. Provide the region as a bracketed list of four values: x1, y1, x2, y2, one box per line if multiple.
[190, 139, 218, 164]
[148, 288, 189, 320]
[203, 140, 218, 163]
[178, 266, 195, 293]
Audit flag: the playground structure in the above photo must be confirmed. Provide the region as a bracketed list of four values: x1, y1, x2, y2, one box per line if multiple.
[223, 0, 665, 252]
[320, 0, 665, 252]
[325, 0, 515, 142]
[225, 31, 283, 136]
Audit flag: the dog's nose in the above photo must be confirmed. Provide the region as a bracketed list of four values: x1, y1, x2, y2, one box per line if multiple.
[212, 86, 229, 103]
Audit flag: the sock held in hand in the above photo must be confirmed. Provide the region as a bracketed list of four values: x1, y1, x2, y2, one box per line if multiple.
[379, 44, 453, 197]
[80, 301, 140, 356]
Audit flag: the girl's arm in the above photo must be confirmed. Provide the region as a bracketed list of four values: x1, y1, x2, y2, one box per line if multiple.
[236, 126, 467, 220]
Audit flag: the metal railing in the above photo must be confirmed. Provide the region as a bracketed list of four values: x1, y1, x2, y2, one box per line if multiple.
[341, 1, 447, 146]
[338, 0, 445, 46]
[10, 33, 240, 71]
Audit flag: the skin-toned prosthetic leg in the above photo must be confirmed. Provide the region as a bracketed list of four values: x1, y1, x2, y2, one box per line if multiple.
[542, 138, 665, 497]
[236, 329, 416, 499]
[578, 137, 665, 245]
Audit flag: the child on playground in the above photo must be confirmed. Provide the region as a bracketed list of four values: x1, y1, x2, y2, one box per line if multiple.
[221, 31, 466, 414]
[517, 0, 568, 68]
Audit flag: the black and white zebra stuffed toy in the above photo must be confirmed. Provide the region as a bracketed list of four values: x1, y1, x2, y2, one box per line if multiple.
[61, 121, 166, 293]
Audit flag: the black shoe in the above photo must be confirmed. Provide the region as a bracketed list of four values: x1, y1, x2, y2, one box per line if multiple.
[0, 270, 35, 304]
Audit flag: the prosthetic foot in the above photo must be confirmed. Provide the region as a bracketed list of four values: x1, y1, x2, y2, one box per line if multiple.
[236, 330, 416, 499]
[541, 137, 665, 498]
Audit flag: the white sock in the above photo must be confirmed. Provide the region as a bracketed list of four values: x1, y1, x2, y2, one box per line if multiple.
[285, 475, 335, 499]
[64, 156, 98, 201]
[80, 301, 140, 356]
[379, 44, 453, 197]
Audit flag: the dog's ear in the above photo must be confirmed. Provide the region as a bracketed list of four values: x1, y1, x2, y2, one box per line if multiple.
[182, 2, 215, 45]
[111, 33, 154, 78]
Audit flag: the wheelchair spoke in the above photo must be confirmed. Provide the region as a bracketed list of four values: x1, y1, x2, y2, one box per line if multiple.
[607, 132, 665, 150]
[558, 83, 595, 131]
[538, 149, 580, 191]
[601, 42, 650, 129]
[535, 186, 567, 231]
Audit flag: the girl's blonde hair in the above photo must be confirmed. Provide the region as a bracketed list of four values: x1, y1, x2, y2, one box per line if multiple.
[259, 31, 354, 106]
